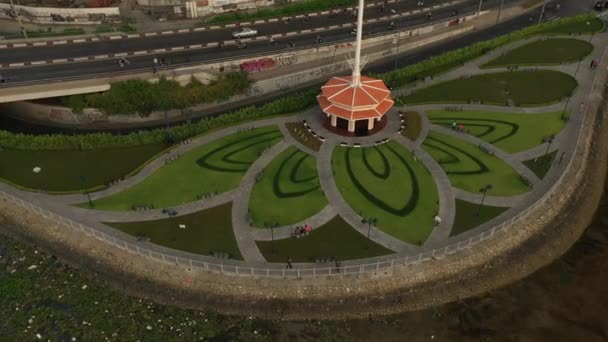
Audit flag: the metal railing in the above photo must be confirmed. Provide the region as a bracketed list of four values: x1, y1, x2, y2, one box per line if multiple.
[1, 45, 604, 280]
[0, 73, 596, 278]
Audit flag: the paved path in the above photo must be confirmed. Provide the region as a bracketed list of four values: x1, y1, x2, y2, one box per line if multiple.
[3, 32, 606, 266]
[249, 205, 337, 241]
[232, 140, 290, 263]
[46, 116, 294, 206]
[393, 134, 456, 248]
[316, 142, 417, 253]
[431, 124, 541, 186]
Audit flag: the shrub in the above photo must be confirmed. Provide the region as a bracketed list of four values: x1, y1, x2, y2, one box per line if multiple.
[373, 14, 602, 89]
[1, 89, 318, 151]
[62, 72, 252, 115]
[208, 0, 354, 23]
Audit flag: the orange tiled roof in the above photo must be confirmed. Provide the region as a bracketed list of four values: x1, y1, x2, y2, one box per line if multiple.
[318, 75, 393, 120]
[318, 95, 394, 120]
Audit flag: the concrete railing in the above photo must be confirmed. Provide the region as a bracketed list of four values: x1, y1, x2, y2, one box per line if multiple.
[1, 47, 603, 278]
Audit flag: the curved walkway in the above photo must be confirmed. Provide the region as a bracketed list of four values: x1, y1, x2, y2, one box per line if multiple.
[2, 32, 606, 266]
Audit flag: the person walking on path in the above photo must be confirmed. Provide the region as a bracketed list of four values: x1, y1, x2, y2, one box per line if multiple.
[286, 257, 293, 269]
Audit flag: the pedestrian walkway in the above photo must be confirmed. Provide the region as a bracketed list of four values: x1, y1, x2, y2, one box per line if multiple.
[1, 31, 605, 267]
[430, 124, 541, 186]
[232, 140, 290, 263]
[393, 134, 456, 247]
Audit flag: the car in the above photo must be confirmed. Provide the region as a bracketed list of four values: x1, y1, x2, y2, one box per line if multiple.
[232, 27, 258, 39]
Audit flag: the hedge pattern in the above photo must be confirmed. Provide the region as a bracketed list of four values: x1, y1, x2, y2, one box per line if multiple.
[373, 14, 603, 89]
[431, 118, 519, 144]
[0, 89, 318, 151]
[422, 136, 489, 175]
[196, 130, 284, 172]
[343, 144, 420, 216]
[272, 149, 320, 198]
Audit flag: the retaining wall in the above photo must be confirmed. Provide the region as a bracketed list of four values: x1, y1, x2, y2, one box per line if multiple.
[0, 21, 474, 127]
[0, 2, 121, 24]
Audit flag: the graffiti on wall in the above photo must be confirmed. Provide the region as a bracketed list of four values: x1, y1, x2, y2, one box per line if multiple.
[240, 58, 276, 72]
[239, 54, 298, 73]
[275, 54, 297, 67]
[335, 42, 354, 49]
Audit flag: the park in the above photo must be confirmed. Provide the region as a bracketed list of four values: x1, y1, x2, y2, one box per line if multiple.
[0, 17, 601, 263]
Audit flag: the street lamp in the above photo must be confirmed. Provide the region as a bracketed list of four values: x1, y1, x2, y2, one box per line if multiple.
[80, 175, 93, 207]
[362, 216, 378, 248]
[538, 0, 547, 25]
[544, 134, 555, 155]
[496, 0, 505, 24]
[476, 184, 493, 217]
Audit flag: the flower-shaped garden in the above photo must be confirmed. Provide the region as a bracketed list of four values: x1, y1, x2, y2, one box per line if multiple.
[0, 32, 602, 265]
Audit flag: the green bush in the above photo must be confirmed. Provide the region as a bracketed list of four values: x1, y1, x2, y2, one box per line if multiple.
[1, 89, 318, 151]
[373, 14, 603, 89]
[209, 0, 354, 23]
[62, 72, 252, 115]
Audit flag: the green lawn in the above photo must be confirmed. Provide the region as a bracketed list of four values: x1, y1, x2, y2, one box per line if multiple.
[450, 199, 509, 237]
[483, 38, 593, 68]
[331, 141, 439, 244]
[89, 126, 283, 211]
[523, 150, 558, 179]
[401, 111, 423, 141]
[427, 110, 566, 153]
[256, 216, 393, 262]
[0, 143, 166, 192]
[106, 202, 242, 259]
[535, 17, 605, 35]
[398, 70, 577, 106]
[249, 146, 327, 227]
[422, 131, 530, 196]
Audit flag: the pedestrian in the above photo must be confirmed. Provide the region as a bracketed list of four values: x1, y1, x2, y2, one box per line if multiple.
[286, 257, 293, 269]
[452, 121, 457, 129]
[559, 152, 565, 164]
[434, 215, 442, 226]
[153, 66, 157, 75]
[305, 224, 312, 235]
[153, 57, 158, 65]
[590, 59, 595, 68]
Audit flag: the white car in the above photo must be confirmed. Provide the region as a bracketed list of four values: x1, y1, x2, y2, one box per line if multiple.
[232, 27, 258, 39]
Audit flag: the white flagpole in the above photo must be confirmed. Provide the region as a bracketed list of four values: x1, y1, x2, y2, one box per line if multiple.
[352, 0, 365, 86]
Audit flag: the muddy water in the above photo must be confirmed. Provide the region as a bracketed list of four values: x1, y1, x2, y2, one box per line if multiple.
[304, 167, 608, 341]
[275, 163, 608, 341]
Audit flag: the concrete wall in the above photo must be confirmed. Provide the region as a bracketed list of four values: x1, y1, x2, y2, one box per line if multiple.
[0, 25, 472, 128]
[0, 2, 121, 24]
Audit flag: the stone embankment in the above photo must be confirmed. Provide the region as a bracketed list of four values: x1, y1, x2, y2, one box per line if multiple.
[0, 49, 606, 320]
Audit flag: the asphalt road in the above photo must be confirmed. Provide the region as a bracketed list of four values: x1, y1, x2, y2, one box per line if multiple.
[0, 1, 585, 134]
[0, 0, 458, 64]
[1, 0, 521, 85]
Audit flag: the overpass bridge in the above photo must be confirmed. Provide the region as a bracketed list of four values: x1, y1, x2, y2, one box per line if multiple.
[0, 0, 528, 97]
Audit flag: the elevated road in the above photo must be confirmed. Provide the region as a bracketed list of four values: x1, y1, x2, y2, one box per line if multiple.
[0, 0, 521, 86]
[0, 0, 467, 64]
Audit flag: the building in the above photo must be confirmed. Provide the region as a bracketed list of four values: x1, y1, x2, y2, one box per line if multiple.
[316, 0, 394, 135]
